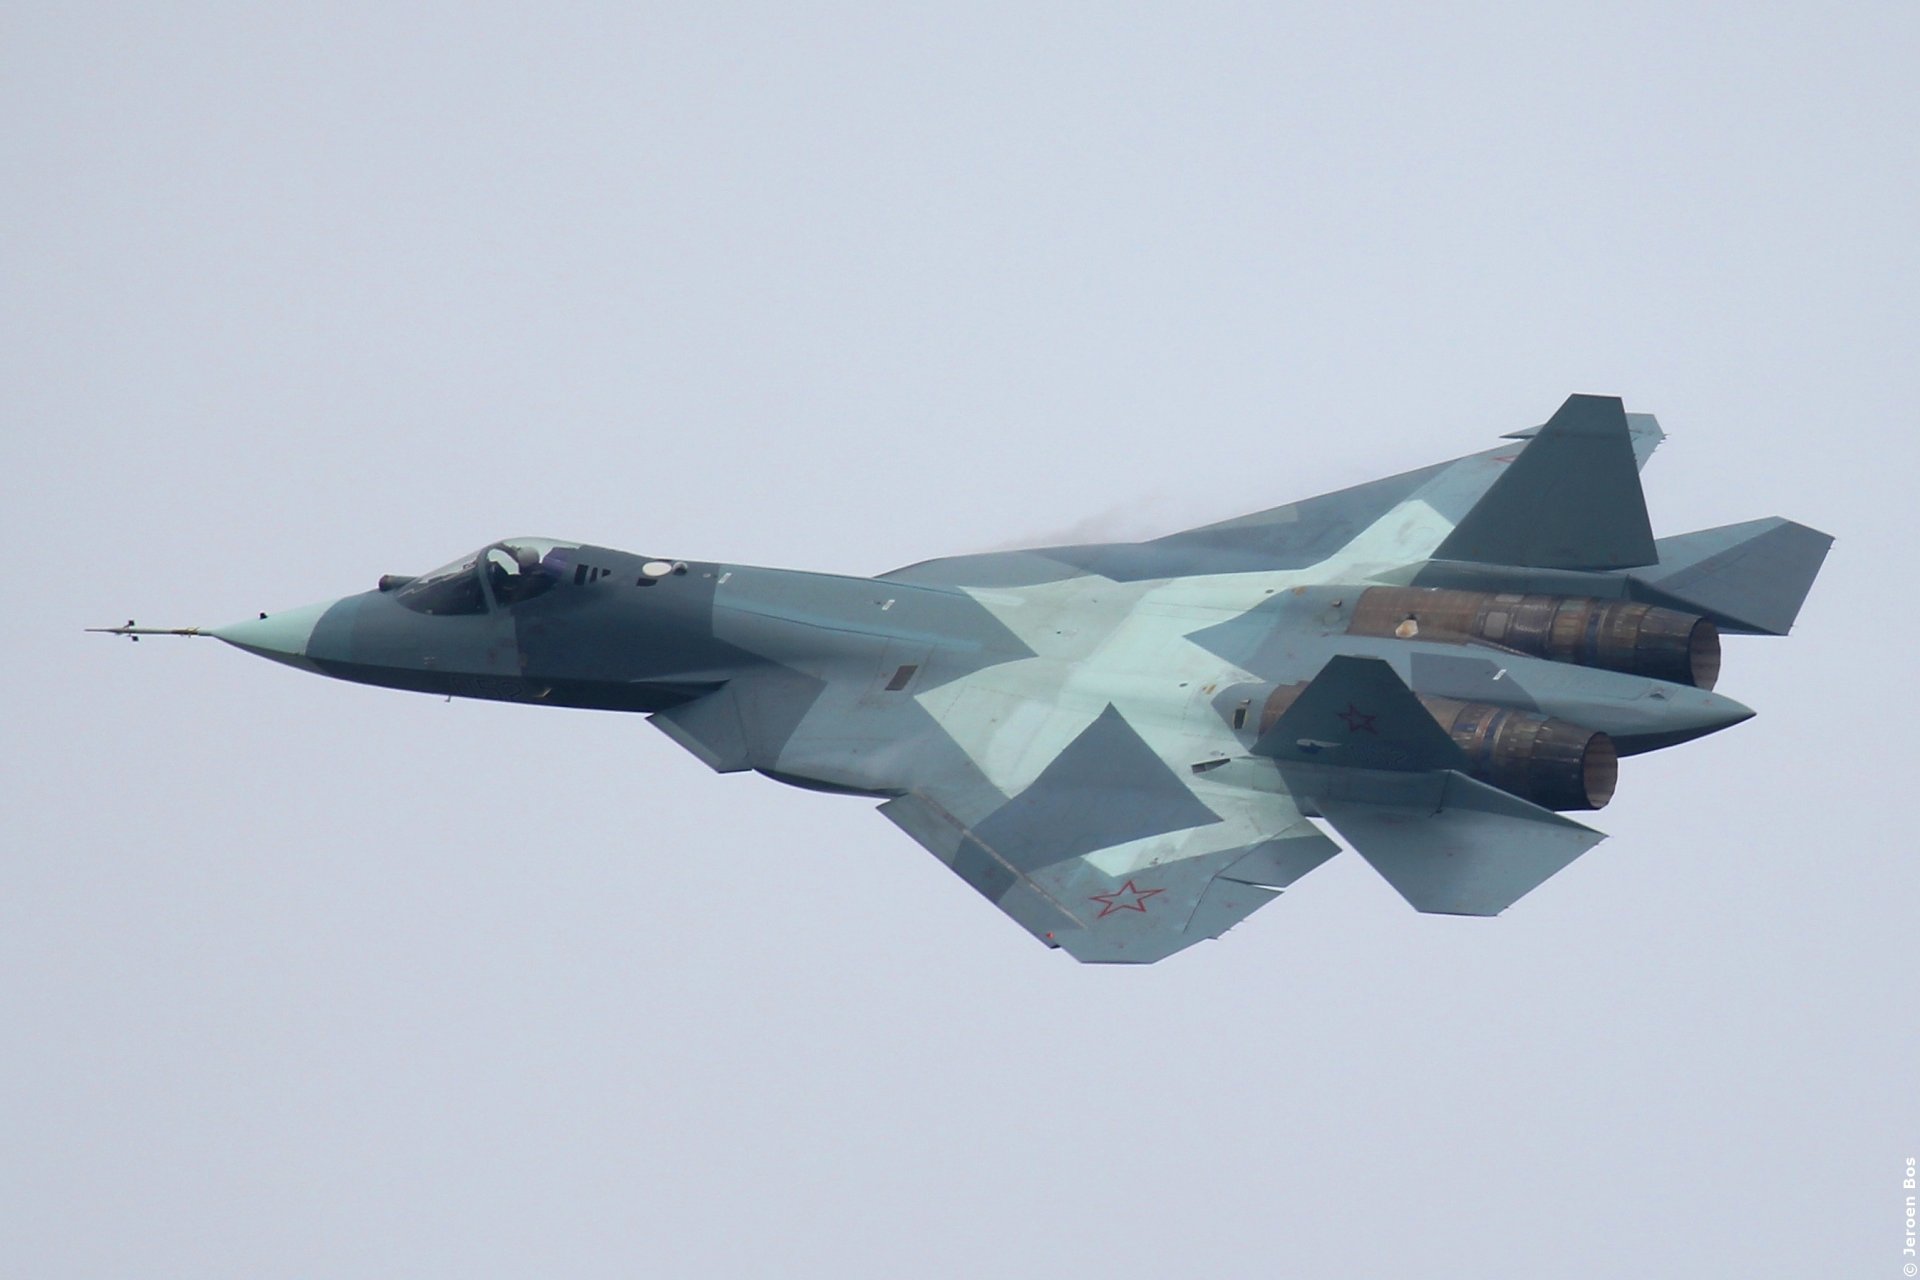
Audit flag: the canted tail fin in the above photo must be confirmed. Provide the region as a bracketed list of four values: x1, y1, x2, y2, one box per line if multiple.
[1261, 655, 1607, 915]
[1252, 654, 1468, 771]
[1434, 394, 1659, 571]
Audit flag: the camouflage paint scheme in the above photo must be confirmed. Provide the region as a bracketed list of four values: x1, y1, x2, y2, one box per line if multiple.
[194, 396, 1831, 963]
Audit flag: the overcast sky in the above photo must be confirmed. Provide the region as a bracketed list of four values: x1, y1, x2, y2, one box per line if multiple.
[5, 4, 1915, 1276]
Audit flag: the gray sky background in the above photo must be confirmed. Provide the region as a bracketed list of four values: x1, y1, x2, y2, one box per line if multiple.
[5, 4, 1916, 1276]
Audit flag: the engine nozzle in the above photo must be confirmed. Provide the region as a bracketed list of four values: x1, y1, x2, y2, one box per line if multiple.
[1348, 586, 1720, 689]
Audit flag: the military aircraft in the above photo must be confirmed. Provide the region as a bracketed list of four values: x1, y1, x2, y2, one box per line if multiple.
[100, 396, 1830, 962]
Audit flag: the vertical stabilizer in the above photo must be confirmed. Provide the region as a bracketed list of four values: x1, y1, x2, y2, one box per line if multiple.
[1434, 394, 1658, 570]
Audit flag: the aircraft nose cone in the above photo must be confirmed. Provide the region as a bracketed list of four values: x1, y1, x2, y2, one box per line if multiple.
[1612, 686, 1756, 756]
[211, 599, 337, 671]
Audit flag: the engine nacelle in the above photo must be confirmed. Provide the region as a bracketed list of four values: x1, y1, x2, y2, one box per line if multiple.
[1248, 683, 1617, 811]
[1417, 694, 1617, 811]
[1347, 586, 1721, 690]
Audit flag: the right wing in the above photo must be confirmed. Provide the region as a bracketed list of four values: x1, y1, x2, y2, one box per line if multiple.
[652, 668, 1348, 964]
[880, 652, 1607, 961]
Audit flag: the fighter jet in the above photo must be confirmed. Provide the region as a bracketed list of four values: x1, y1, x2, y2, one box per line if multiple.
[101, 396, 1830, 962]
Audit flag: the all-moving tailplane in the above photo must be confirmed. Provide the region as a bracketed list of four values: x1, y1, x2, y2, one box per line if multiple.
[1319, 772, 1605, 915]
[1630, 517, 1834, 636]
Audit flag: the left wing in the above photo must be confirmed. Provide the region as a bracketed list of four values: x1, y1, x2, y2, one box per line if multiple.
[878, 705, 1338, 963]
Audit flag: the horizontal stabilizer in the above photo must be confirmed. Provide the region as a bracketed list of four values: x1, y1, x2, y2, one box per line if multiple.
[1632, 517, 1834, 636]
[1253, 654, 1467, 772]
[1320, 772, 1605, 916]
[1435, 394, 1658, 570]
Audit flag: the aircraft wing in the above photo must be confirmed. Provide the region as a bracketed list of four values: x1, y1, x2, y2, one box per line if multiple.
[875, 658, 1606, 957]
[877, 708, 1340, 964]
[1149, 400, 1666, 574]
[882, 402, 1665, 585]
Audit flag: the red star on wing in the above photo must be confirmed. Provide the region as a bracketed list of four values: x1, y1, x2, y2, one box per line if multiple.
[1336, 703, 1378, 734]
[1090, 879, 1165, 918]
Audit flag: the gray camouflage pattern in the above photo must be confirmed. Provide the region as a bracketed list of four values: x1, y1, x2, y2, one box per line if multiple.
[164, 395, 1832, 963]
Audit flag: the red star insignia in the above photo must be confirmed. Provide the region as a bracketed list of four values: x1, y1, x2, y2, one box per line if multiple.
[1090, 880, 1164, 918]
[1336, 703, 1377, 734]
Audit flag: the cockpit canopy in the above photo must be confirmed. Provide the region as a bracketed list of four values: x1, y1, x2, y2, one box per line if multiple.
[395, 538, 581, 616]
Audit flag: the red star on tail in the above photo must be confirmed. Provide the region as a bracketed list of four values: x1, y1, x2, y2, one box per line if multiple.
[1336, 703, 1377, 734]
